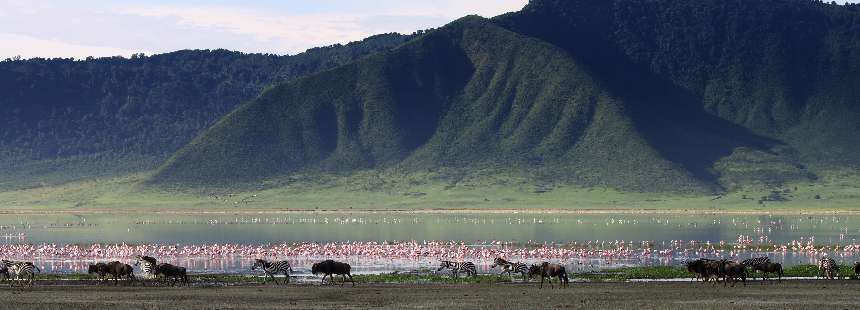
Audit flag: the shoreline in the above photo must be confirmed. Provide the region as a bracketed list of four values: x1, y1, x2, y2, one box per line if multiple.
[2, 208, 860, 216]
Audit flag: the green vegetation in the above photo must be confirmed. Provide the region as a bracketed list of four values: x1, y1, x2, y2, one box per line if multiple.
[150, 0, 860, 196]
[0, 33, 411, 191]
[3, 0, 860, 207]
[1, 168, 858, 211]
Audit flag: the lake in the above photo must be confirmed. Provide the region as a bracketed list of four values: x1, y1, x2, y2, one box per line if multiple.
[1, 212, 858, 274]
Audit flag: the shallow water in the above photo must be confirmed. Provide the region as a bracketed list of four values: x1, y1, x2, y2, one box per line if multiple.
[1, 212, 859, 273]
[1, 213, 857, 244]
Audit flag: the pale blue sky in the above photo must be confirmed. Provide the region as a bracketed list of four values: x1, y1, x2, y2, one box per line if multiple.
[0, 0, 527, 59]
[0, 0, 856, 59]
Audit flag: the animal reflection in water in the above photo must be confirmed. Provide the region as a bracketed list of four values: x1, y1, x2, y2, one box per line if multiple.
[312, 260, 355, 286]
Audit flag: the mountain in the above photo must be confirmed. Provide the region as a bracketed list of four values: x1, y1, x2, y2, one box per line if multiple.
[5, 0, 859, 195]
[0, 33, 410, 189]
[152, 0, 860, 193]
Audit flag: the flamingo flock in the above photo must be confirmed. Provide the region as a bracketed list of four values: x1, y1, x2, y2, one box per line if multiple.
[1, 235, 859, 272]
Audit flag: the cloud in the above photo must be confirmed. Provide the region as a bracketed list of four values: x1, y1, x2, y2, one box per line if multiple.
[117, 5, 371, 54]
[0, 32, 145, 60]
[0, 0, 529, 58]
[114, 1, 528, 54]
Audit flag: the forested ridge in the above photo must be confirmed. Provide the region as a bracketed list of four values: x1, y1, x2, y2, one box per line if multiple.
[4, 0, 860, 194]
[0, 33, 410, 189]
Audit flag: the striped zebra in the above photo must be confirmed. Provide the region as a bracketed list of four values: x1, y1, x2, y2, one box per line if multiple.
[491, 257, 528, 281]
[819, 257, 839, 280]
[437, 260, 477, 278]
[251, 259, 293, 284]
[741, 256, 771, 280]
[2, 260, 40, 287]
[134, 255, 158, 280]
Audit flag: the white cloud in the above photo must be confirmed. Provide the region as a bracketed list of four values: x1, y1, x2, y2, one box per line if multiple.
[0, 0, 529, 58]
[116, 5, 371, 54]
[0, 32, 145, 60]
[114, 1, 527, 55]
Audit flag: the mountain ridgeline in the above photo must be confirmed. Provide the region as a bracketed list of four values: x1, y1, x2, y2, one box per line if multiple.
[7, 0, 860, 194]
[0, 33, 410, 189]
[151, 0, 860, 193]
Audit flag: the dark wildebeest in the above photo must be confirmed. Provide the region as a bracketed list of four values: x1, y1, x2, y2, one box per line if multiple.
[718, 260, 747, 287]
[756, 262, 783, 283]
[88, 262, 109, 283]
[312, 260, 354, 287]
[527, 262, 569, 289]
[90, 261, 136, 285]
[855, 262, 860, 278]
[686, 259, 717, 283]
[0, 264, 9, 283]
[154, 263, 188, 286]
[105, 261, 136, 285]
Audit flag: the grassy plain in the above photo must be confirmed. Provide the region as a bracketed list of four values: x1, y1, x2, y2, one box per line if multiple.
[0, 169, 858, 213]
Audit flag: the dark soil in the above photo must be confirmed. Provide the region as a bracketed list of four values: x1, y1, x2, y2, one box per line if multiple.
[1, 280, 859, 309]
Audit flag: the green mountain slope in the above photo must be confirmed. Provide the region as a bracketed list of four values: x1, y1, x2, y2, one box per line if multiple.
[7, 0, 859, 196]
[152, 17, 714, 192]
[153, 0, 860, 193]
[0, 34, 410, 189]
[499, 0, 860, 173]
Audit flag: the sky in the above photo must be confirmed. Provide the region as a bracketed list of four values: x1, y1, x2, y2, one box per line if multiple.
[0, 0, 528, 59]
[2, 0, 858, 60]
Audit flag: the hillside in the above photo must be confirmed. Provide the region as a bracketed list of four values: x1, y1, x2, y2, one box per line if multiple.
[499, 0, 860, 178]
[151, 17, 719, 192]
[152, 0, 860, 193]
[0, 33, 410, 189]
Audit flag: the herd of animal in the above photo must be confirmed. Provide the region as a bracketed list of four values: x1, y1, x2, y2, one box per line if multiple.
[685, 256, 860, 286]
[2, 256, 857, 289]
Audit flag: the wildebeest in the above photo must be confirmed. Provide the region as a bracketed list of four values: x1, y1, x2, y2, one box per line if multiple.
[154, 263, 188, 286]
[686, 259, 717, 283]
[0, 263, 9, 283]
[88, 262, 110, 283]
[89, 261, 136, 285]
[855, 262, 860, 278]
[741, 257, 771, 281]
[311, 260, 354, 286]
[527, 262, 569, 289]
[756, 262, 783, 283]
[717, 260, 747, 287]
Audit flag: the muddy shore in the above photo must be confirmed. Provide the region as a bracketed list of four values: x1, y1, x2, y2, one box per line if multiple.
[1, 280, 859, 309]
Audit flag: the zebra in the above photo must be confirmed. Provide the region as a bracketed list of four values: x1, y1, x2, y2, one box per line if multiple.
[819, 257, 839, 280]
[437, 260, 477, 278]
[491, 257, 528, 281]
[134, 255, 158, 280]
[251, 259, 293, 284]
[741, 256, 771, 280]
[2, 260, 40, 287]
